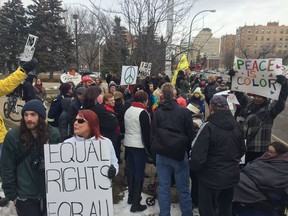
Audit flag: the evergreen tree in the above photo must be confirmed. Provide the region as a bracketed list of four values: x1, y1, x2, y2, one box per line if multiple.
[132, 19, 165, 74]
[27, 0, 74, 75]
[0, 0, 27, 72]
[102, 16, 129, 75]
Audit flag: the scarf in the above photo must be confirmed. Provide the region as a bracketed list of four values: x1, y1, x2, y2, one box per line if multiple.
[131, 101, 147, 111]
[34, 84, 43, 93]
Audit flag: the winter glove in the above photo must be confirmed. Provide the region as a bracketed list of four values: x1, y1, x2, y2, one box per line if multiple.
[21, 58, 38, 74]
[107, 164, 116, 179]
[276, 75, 287, 85]
[227, 69, 236, 77]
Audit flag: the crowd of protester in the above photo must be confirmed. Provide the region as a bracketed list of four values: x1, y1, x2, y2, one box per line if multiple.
[0, 60, 288, 216]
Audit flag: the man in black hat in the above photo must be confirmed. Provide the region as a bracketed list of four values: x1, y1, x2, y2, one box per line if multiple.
[190, 95, 246, 216]
[0, 99, 61, 216]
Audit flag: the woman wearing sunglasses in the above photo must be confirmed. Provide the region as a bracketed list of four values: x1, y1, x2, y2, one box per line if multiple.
[64, 109, 119, 179]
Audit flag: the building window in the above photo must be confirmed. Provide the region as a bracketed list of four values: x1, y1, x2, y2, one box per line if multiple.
[247, 44, 250, 48]
[274, 29, 277, 34]
[247, 29, 252, 34]
[261, 36, 264, 41]
[286, 37, 288, 41]
[255, 36, 258, 41]
[280, 29, 284, 34]
[256, 29, 258, 34]
[267, 37, 270, 41]
[260, 43, 263, 47]
[279, 43, 282, 48]
[266, 43, 270, 47]
[261, 29, 265, 34]
[248, 36, 251, 40]
[286, 29, 288, 34]
[280, 37, 283, 41]
[285, 43, 288, 48]
[267, 29, 271, 34]
[254, 50, 257, 54]
[254, 43, 257, 48]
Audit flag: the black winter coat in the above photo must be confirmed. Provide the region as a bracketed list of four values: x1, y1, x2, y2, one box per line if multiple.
[151, 99, 195, 154]
[190, 110, 246, 189]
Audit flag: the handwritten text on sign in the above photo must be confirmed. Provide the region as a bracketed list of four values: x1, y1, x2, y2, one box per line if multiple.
[44, 140, 113, 216]
[231, 56, 282, 100]
[138, 62, 152, 78]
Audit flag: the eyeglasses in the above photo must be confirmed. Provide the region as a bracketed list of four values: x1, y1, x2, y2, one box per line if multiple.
[75, 118, 87, 124]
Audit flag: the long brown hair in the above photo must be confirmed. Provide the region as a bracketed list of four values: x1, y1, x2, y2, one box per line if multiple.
[77, 110, 101, 139]
[20, 117, 49, 155]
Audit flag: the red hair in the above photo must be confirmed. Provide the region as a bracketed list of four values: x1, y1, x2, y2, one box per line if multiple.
[77, 109, 101, 139]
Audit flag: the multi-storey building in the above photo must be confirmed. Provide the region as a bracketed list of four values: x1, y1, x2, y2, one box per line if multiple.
[219, 34, 236, 70]
[190, 28, 220, 69]
[235, 22, 288, 60]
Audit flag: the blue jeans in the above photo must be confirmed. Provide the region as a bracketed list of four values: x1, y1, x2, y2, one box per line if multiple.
[156, 153, 193, 216]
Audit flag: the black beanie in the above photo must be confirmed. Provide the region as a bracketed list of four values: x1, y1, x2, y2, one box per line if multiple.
[22, 99, 46, 119]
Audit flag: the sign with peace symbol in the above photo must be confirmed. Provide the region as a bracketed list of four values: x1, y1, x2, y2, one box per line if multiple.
[120, 66, 138, 85]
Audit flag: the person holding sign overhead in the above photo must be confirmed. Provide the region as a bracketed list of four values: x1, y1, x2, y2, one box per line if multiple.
[64, 109, 119, 179]
[228, 69, 288, 164]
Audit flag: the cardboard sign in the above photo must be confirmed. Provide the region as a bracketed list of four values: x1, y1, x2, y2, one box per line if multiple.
[282, 65, 288, 78]
[19, 34, 38, 61]
[138, 62, 152, 78]
[231, 56, 282, 100]
[60, 72, 82, 85]
[44, 140, 113, 216]
[120, 66, 138, 85]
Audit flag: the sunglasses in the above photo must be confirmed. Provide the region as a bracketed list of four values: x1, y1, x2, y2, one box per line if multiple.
[75, 118, 87, 124]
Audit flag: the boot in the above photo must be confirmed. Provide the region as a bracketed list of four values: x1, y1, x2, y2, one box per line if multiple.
[130, 181, 147, 212]
[127, 174, 134, 204]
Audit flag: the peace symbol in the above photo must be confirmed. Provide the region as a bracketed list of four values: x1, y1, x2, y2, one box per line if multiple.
[124, 67, 136, 84]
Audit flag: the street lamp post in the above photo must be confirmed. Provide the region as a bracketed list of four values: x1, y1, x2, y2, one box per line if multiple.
[187, 9, 216, 62]
[73, 14, 79, 72]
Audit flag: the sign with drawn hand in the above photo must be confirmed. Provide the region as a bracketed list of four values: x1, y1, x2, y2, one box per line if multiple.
[44, 140, 113, 216]
[231, 56, 282, 100]
[19, 34, 38, 62]
[138, 62, 152, 78]
[120, 66, 138, 85]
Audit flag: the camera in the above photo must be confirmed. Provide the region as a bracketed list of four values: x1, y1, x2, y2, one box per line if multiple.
[31, 156, 45, 171]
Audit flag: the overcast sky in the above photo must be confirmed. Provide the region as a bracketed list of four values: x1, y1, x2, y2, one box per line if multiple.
[2, 0, 288, 38]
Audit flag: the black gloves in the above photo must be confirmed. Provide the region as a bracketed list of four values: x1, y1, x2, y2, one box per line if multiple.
[276, 75, 287, 85]
[21, 58, 38, 74]
[227, 69, 236, 77]
[107, 164, 116, 179]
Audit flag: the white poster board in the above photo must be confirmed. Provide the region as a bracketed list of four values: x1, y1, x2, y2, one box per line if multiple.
[138, 62, 152, 78]
[19, 34, 38, 62]
[60, 72, 82, 85]
[231, 56, 282, 100]
[120, 66, 138, 85]
[44, 140, 113, 216]
[282, 65, 288, 78]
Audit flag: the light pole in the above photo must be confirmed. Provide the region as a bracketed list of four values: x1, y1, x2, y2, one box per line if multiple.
[73, 14, 79, 72]
[187, 9, 216, 62]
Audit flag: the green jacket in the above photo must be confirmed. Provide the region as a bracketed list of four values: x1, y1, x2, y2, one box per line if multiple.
[0, 126, 61, 201]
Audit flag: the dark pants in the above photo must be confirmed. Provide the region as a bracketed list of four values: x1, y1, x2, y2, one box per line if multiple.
[245, 151, 265, 164]
[190, 170, 199, 207]
[16, 198, 46, 216]
[198, 180, 234, 216]
[126, 147, 147, 182]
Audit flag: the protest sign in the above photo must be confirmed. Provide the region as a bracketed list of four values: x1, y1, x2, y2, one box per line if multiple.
[44, 140, 113, 216]
[19, 34, 38, 62]
[60, 71, 82, 85]
[120, 66, 138, 85]
[231, 56, 282, 100]
[282, 65, 288, 78]
[138, 62, 152, 78]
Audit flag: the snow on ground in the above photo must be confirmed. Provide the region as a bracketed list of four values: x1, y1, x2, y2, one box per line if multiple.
[0, 189, 183, 216]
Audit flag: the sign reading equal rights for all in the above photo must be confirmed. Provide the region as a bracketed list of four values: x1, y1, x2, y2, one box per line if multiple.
[231, 56, 282, 100]
[44, 140, 113, 216]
